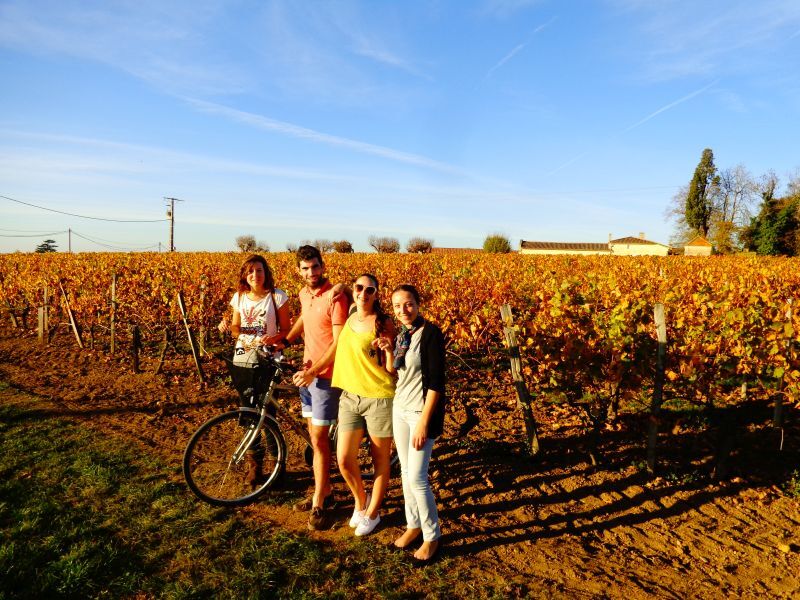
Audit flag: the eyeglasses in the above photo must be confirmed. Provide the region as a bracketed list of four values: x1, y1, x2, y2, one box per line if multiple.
[355, 283, 376, 296]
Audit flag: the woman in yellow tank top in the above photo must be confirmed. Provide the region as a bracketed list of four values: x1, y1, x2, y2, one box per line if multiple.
[331, 273, 397, 536]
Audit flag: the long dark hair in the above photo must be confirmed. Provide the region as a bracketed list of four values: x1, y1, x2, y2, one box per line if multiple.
[357, 273, 390, 337]
[238, 254, 275, 293]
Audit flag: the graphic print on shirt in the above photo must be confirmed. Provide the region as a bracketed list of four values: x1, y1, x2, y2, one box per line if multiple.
[240, 306, 267, 336]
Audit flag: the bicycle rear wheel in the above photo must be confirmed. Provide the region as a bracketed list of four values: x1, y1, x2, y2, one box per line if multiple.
[183, 409, 286, 506]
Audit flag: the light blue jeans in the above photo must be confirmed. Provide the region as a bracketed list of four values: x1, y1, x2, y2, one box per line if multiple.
[392, 408, 441, 542]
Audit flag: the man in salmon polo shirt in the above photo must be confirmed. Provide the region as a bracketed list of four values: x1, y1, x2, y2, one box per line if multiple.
[278, 245, 349, 530]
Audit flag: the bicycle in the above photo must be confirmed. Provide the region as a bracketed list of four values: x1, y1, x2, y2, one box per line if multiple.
[183, 349, 396, 507]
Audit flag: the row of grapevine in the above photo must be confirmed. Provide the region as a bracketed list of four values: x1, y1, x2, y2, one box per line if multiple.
[1, 252, 798, 410]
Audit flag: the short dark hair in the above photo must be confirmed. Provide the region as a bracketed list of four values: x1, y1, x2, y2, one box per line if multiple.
[296, 244, 323, 266]
[238, 254, 275, 293]
[392, 284, 421, 304]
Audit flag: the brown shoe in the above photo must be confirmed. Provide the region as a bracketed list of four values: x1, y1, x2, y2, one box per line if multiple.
[307, 506, 331, 530]
[293, 493, 336, 512]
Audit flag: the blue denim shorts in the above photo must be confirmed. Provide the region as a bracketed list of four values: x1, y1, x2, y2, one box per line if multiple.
[299, 377, 341, 426]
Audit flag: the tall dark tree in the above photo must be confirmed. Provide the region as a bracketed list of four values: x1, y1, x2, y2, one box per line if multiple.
[35, 239, 57, 253]
[685, 148, 718, 237]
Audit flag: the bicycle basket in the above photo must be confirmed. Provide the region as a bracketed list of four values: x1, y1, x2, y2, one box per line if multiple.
[217, 352, 278, 406]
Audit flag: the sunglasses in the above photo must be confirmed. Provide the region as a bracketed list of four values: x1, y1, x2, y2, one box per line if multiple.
[355, 283, 377, 296]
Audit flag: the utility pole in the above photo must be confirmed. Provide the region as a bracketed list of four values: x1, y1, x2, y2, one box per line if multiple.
[68, 228, 72, 253]
[164, 197, 184, 252]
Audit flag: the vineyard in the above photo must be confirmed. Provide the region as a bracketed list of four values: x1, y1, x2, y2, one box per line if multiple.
[2, 252, 800, 596]
[1, 252, 798, 417]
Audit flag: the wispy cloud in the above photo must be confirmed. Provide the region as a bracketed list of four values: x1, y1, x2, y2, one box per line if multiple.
[184, 99, 466, 175]
[0, 0, 248, 95]
[484, 17, 557, 80]
[350, 37, 431, 80]
[0, 128, 371, 184]
[481, 0, 545, 19]
[610, 0, 800, 82]
[254, 2, 430, 106]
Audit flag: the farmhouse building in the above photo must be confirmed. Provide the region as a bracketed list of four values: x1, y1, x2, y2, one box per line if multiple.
[684, 236, 713, 256]
[520, 233, 671, 256]
[609, 236, 670, 256]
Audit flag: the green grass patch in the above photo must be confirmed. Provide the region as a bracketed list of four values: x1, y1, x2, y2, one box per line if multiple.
[0, 396, 501, 599]
[783, 470, 800, 498]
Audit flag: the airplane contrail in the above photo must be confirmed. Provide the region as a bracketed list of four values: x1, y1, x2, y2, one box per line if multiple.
[484, 16, 558, 80]
[622, 79, 720, 133]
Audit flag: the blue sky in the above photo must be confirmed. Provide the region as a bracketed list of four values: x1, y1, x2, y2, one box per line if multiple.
[1, 0, 799, 253]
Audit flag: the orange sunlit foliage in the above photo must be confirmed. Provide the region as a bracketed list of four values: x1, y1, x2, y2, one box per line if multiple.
[1, 252, 798, 407]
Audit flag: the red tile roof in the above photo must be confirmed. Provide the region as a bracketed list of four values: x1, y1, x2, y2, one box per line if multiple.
[686, 236, 712, 246]
[609, 236, 661, 245]
[430, 247, 483, 254]
[520, 240, 610, 252]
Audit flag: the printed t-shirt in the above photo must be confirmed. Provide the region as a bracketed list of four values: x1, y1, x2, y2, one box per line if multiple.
[231, 289, 288, 364]
[332, 314, 396, 398]
[299, 280, 349, 379]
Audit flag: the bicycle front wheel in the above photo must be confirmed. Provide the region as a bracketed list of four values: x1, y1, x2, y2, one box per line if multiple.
[183, 410, 286, 506]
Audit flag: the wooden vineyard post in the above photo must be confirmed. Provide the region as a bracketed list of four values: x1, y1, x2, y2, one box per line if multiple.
[38, 284, 49, 345]
[110, 273, 117, 354]
[4, 301, 19, 329]
[130, 324, 142, 373]
[59, 281, 84, 349]
[500, 304, 541, 457]
[154, 328, 172, 375]
[647, 303, 667, 474]
[774, 299, 793, 429]
[198, 283, 207, 356]
[177, 291, 205, 382]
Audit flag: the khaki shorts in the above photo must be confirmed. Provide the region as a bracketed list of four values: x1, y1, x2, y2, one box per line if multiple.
[338, 390, 393, 438]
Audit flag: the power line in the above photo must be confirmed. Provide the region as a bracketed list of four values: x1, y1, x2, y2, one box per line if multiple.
[70, 230, 161, 252]
[1, 194, 169, 223]
[0, 227, 66, 233]
[0, 230, 67, 238]
[71, 230, 160, 248]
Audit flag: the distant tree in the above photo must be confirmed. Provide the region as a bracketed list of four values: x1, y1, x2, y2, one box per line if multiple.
[483, 233, 511, 253]
[35, 239, 57, 253]
[787, 170, 800, 197]
[743, 194, 800, 256]
[235, 235, 269, 253]
[708, 165, 759, 252]
[332, 240, 354, 253]
[286, 243, 298, 253]
[406, 237, 433, 253]
[314, 239, 334, 253]
[665, 184, 696, 246]
[368, 235, 400, 253]
[684, 148, 718, 237]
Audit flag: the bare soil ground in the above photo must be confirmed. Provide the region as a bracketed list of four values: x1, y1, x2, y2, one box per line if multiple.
[1, 325, 799, 599]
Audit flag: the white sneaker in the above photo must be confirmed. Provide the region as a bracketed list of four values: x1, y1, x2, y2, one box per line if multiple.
[354, 513, 381, 536]
[349, 493, 371, 528]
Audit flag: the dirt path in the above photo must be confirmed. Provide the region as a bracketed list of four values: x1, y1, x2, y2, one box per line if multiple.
[1, 327, 798, 598]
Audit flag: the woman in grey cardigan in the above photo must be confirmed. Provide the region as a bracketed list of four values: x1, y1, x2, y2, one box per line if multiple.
[388, 284, 446, 563]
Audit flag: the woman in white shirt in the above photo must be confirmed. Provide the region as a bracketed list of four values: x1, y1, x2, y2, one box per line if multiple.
[228, 254, 291, 489]
[229, 254, 290, 365]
